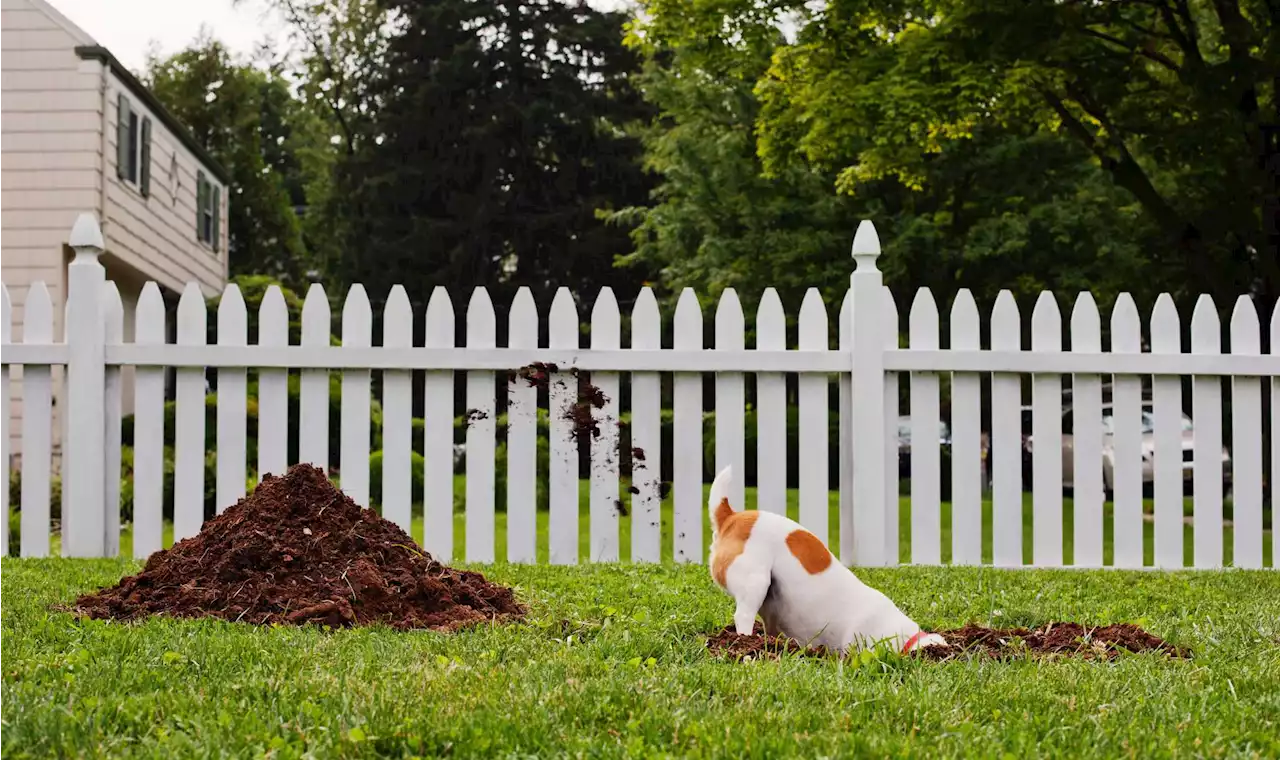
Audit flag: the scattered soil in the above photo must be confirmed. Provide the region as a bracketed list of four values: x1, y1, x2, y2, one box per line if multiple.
[71, 464, 525, 631]
[509, 362, 651, 484]
[707, 622, 1189, 662]
[465, 408, 490, 426]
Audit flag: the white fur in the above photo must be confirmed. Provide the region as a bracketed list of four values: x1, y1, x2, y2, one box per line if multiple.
[709, 466, 946, 654]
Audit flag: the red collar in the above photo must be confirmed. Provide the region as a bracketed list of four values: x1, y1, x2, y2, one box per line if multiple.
[902, 631, 928, 654]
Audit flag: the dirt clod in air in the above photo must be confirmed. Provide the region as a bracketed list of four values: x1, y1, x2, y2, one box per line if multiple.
[71, 464, 524, 631]
[465, 408, 490, 427]
[707, 622, 1189, 662]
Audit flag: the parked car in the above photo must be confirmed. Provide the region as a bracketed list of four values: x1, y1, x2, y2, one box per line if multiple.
[1023, 403, 1231, 496]
[897, 416, 953, 499]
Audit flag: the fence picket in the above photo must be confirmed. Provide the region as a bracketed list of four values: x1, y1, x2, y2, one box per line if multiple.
[1110, 294, 1144, 567]
[630, 288, 662, 563]
[1069, 292, 1103, 567]
[1191, 296, 1224, 568]
[102, 282, 124, 557]
[908, 288, 941, 564]
[0, 286, 9, 555]
[423, 287, 455, 560]
[506, 287, 538, 563]
[174, 283, 208, 542]
[215, 284, 247, 513]
[339, 286, 372, 509]
[589, 288, 622, 562]
[673, 289, 703, 563]
[548, 288, 579, 564]
[837, 291, 853, 563]
[132, 283, 166, 557]
[299, 284, 331, 471]
[990, 291, 1022, 566]
[798, 289, 829, 543]
[1150, 294, 1182, 567]
[882, 287, 900, 563]
[381, 286, 414, 533]
[20, 282, 53, 557]
[465, 288, 497, 563]
[1030, 292, 1063, 567]
[1229, 296, 1263, 569]
[1272, 301, 1279, 569]
[949, 289, 981, 565]
[257, 286, 289, 480]
[715, 289, 746, 513]
[756, 289, 787, 515]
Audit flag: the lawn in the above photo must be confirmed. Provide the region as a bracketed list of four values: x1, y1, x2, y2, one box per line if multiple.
[3, 558, 1279, 758]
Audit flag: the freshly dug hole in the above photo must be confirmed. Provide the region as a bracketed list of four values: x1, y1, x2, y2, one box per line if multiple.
[707, 622, 1189, 661]
[72, 464, 524, 630]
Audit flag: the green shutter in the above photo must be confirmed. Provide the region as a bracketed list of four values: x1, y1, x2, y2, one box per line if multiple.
[139, 117, 152, 197]
[212, 184, 221, 251]
[197, 171, 207, 240]
[116, 95, 131, 179]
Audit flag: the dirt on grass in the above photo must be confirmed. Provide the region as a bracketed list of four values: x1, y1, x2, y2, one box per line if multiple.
[71, 464, 525, 631]
[707, 622, 1189, 662]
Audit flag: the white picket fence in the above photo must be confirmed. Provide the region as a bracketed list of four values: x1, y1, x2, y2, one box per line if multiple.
[3, 215, 1278, 568]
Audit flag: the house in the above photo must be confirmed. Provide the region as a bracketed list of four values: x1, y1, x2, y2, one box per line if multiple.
[2, 0, 230, 462]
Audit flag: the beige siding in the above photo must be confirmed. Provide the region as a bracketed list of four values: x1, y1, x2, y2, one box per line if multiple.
[103, 72, 228, 296]
[1, 0, 93, 460]
[2, 0, 229, 462]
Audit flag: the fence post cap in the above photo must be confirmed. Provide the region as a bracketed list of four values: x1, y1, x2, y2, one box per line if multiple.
[851, 219, 881, 269]
[69, 213, 104, 253]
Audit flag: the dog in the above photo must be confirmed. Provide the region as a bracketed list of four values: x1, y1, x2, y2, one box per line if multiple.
[708, 466, 947, 655]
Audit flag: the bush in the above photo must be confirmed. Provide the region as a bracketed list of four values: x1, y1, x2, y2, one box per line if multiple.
[8, 468, 62, 520]
[122, 373, 383, 476]
[368, 449, 426, 509]
[7, 508, 18, 556]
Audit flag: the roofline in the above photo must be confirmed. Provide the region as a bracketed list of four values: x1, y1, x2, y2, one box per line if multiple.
[29, 0, 95, 45]
[75, 45, 232, 185]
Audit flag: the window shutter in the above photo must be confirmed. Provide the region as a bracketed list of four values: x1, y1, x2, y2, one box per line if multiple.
[139, 118, 152, 198]
[116, 95, 131, 179]
[212, 184, 221, 251]
[197, 171, 207, 240]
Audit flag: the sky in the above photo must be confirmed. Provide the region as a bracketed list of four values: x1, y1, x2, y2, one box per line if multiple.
[46, 0, 291, 72]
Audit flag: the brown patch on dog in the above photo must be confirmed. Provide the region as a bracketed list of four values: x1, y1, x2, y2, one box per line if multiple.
[786, 529, 832, 574]
[710, 511, 759, 588]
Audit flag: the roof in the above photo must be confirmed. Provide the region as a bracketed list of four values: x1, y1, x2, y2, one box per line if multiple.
[75, 45, 232, 185]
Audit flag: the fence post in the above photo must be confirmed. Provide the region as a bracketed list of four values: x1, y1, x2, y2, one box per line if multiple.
[849, 220, 887, 566]
[63, 213, 107, 558]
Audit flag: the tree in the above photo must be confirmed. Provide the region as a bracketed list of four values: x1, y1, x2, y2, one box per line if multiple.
[309, 0, 657, 312]
[754, 0, 1280, 310]
[147, 38, 312, 283]
[624, 0, 1157, 317]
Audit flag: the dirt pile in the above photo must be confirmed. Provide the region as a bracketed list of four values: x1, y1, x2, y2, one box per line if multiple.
[72, 464, 524, 630]
[707, 622, 1188, 662]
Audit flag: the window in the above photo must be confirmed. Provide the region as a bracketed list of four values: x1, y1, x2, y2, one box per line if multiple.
[116, 94, 152, 197]
[196, 171, 221, 251]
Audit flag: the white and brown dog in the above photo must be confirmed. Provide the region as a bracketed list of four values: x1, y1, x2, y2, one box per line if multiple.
[708, 466, 946, 655]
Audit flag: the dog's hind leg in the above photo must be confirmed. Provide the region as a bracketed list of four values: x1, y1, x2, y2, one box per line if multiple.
[726, 568, 771, 635]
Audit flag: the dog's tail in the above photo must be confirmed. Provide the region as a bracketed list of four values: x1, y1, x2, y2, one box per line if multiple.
[708, 466, 736, 532]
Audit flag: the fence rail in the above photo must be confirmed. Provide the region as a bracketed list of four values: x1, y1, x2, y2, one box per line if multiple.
[3, 214, 1278, 569]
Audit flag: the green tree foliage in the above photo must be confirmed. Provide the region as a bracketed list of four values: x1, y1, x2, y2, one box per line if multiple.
[274, 0, 657, 310]
[625, 0, 1167, 315]
[146, 38, 312, 283]
[753, 0, 1280, 308]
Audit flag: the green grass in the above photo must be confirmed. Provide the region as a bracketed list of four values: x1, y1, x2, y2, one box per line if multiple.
[4, 559, 1279, 758]
[75, 477, 1272, 568]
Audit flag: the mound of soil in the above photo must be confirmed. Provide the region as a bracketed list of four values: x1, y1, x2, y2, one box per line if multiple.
[707, 622, 1188, 662]
[72, 464, 524, 631]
